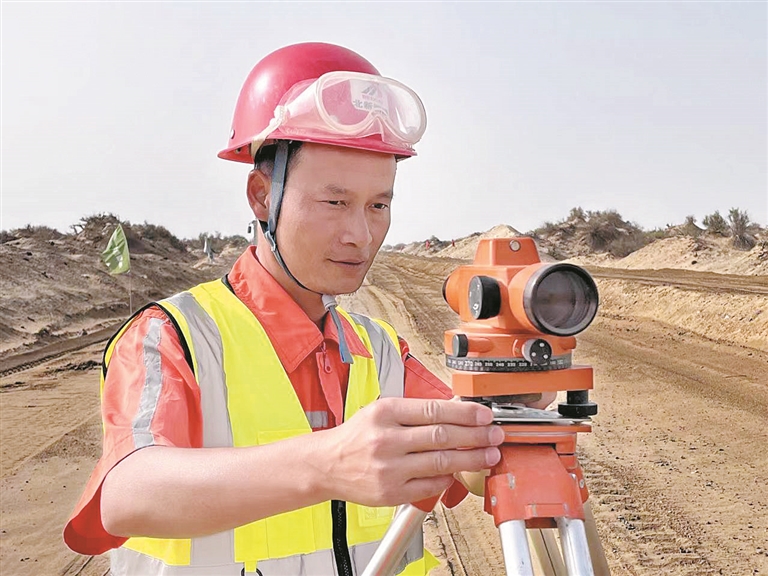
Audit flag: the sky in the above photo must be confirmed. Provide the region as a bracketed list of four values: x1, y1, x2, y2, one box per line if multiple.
[2, 2, 766, 245]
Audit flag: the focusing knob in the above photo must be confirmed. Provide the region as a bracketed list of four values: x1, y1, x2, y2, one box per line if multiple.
[468, 276, 501, 319]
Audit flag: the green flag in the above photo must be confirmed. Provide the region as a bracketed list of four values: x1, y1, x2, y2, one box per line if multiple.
[101, 224, 131, 275]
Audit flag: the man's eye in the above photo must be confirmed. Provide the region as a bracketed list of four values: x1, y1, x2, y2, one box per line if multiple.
[326, 200, 345, 206]
[372, 203, 389, 210]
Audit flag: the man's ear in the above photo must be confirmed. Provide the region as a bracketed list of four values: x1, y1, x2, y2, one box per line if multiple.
[247, 169, 271, 222]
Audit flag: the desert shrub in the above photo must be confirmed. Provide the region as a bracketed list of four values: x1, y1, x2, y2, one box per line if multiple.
[135, 221, 187, 252]
[702, 211, 729, 236]
[222, 234, 249, 248]
[539, 221, 560, 235]
[0, 230, 17, 244]
[584, 210, 625, 251]
[757, 239, 768, 261]
[728, 208, 756, 250]
[71, 213, 123, 242]
[606, 230, 650, 257]
[646, 227, 669, 241]
[584, 210, 649, 256]
[568, 207, 587, 222]
[681, 215, 703, 238]
[8, 224, 65, 241]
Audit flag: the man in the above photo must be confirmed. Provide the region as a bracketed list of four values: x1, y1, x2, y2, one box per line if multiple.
[64, 43, 525, 575]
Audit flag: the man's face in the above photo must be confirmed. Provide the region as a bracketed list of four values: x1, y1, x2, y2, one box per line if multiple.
[274, 143, 397, 295]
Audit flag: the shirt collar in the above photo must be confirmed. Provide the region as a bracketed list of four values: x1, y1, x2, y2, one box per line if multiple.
[226, 247, 371, 373]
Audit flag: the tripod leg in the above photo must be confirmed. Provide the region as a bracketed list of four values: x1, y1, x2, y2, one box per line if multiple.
[361, 504, 427, 576]
[556, 518, 594, 576]
[498, 520, 534, 575]
[583, 502, 611, 575]
[529, 529, 567, 576]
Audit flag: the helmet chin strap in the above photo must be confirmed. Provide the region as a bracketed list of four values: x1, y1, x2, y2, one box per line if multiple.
[257, 140, 354, 364]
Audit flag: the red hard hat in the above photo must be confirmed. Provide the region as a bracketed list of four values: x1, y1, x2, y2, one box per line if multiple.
[219, 42, 419, 163]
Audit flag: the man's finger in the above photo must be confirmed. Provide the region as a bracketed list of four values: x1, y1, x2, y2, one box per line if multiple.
[382, 397, 494, 427]
[404, 423, 504, 452]
[403, 447, 501, 479]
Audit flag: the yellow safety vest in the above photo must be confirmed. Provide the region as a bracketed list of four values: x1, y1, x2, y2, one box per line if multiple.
[102, 278, 439, 576]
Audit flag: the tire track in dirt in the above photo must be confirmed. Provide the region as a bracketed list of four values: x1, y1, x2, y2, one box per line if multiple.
[578, 451, 716, 576]
[586, 266, 768, 296]
[0, 324, 118, 378]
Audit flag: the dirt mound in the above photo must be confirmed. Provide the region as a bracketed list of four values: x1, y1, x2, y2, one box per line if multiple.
[529, 209, 649, 260]
[0, 217, 244, 355]
[435, 224, 527, 260]
[570, 235, 768, 276]
[385, 224, 534, 260]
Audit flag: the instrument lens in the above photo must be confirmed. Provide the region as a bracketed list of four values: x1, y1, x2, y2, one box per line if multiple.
[534, 269, 596, 334]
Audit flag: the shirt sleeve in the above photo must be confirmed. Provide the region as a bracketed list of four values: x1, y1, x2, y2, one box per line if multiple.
[63, 306, 203, 555]
[400, 337, 453, 400]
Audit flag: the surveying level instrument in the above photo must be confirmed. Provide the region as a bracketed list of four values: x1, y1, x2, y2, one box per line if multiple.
[363, 238, 610, 576]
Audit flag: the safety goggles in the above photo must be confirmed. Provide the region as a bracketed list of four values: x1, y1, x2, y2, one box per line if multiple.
[253, 71, 427, 152]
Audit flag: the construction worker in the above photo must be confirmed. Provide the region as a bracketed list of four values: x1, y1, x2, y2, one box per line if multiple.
[63, 43, 546, 575]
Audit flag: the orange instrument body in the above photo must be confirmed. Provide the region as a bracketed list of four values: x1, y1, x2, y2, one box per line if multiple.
[443, 237, 599, 528]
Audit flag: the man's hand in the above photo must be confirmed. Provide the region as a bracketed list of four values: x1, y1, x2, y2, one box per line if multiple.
[456, 391, 558, 496]
[315, 397, 504, 507]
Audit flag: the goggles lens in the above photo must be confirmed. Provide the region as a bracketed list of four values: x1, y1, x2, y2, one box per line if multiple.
[274, 72, 426, 147]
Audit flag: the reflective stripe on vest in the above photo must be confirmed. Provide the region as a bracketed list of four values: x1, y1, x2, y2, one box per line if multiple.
[106, 280, 437, 576]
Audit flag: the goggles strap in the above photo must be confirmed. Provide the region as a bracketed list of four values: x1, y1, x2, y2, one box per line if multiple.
[257, 141, 354, 365]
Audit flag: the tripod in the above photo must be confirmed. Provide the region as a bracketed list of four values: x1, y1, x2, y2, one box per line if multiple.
[363, 237, 611, 575]
[361, 407, 610, 576]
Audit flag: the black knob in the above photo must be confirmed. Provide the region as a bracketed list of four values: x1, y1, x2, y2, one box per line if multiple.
[452, 334, 469, 357]
[558, 390, 598, 418]
[468, 276, 501, 319]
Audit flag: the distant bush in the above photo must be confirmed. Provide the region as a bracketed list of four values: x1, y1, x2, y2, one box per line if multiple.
[6, 224, 65, 242]
[681, 215, 703, 238]
[646, 228, 669, 241]
[584, 210, 648, 256]
[728, 208, 756, 250]
[568, 207, 587, 222]
[189, 231, 249, 252]
[758, 239, 768, 262]
[71, 213, 123, 242]
[703, 211, 729, 236]
[134, 222, 187, 252]
[539, 221, 559, 235]
[528, 208, 651, 259]
[606, 230, 650, 258]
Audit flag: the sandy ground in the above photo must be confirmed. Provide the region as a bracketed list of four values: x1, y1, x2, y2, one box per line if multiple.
[1, 246, 767, 575]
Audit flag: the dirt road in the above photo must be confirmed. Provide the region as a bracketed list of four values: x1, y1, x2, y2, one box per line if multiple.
[1, 252, 766, 575]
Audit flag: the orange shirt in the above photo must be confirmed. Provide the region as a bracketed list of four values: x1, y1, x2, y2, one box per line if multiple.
[64, 247, 455, 555]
